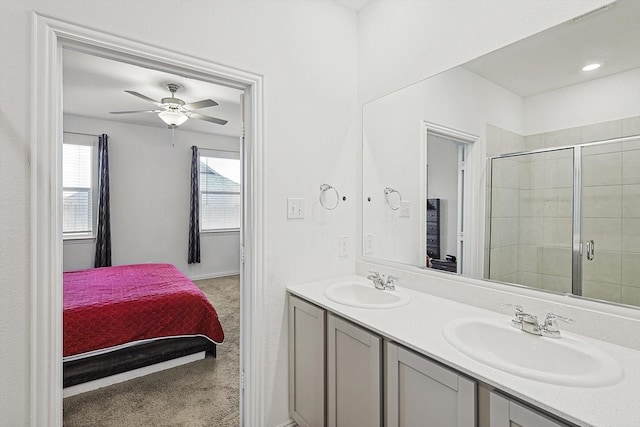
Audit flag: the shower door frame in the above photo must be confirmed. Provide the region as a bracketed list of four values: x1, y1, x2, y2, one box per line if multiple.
[488, 134, 640, 298]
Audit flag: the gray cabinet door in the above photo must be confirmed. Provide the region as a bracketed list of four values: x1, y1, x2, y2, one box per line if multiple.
[289, 295, 326, 427]
[489, 392, 569, 427]
[327, 313, 382, 427]
[385, 341, 476, 427]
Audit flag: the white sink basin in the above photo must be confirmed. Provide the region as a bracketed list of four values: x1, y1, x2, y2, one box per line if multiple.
[324, 281, 411, 309]
[442, 317, 623, 387]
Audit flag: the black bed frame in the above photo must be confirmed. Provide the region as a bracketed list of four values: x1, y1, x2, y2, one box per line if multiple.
[63, 337, 217, 388]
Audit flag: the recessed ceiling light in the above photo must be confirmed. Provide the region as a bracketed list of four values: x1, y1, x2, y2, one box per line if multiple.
[582, 63, 601, 71]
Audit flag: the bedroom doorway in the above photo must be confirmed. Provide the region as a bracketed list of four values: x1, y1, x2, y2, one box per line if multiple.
[32, 14, 265, 427]
[60, 48, 244, 425]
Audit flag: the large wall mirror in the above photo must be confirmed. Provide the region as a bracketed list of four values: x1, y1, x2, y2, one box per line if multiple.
[362, 0, 640, 308]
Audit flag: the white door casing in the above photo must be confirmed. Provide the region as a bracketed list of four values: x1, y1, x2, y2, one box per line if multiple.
[31, 13, 265, 426]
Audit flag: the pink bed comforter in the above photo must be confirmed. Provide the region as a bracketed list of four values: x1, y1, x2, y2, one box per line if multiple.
[63, 263, 224, 358]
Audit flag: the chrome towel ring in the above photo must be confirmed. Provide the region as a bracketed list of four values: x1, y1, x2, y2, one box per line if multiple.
[320, 184, 340, 210]
[384, 187, 402, 210]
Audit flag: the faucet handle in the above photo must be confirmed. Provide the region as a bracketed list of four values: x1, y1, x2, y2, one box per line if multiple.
[542, 313, 574, 338]
[501, 303, 525, 328]
[367, 270, 381, 278]
[544, 312, 575, 328]
[385, 275, 399, 289]
[500, 303, 524, 315]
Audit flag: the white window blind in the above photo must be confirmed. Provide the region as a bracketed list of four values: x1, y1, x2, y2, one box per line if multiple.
[199, 150, 241, 231]
[63, 143, 93, 236]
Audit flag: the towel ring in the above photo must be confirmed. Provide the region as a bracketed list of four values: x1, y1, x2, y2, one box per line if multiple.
[320, 184, 340, 210]
[384, 187, 402, 210]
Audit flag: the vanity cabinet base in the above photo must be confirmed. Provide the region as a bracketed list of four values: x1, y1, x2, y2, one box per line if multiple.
[385, 341, 476, 427]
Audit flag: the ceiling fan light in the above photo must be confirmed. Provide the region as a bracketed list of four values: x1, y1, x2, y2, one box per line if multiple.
[158, 110, 188, 127]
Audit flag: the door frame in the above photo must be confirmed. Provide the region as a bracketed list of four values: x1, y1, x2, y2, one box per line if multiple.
[421, 121, 478, 274]
[31, 13, 266, 426]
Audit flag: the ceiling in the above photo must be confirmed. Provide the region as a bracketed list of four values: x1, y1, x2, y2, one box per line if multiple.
[463, 0, 640, 97]
[63, 49, 243, 137]
[335, 0, 371, 12]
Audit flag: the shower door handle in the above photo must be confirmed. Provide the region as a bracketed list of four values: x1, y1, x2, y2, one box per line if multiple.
[586, 240, 595, 261]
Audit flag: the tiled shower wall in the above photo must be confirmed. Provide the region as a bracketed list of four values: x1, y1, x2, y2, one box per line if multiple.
[487, 115, 640, 306]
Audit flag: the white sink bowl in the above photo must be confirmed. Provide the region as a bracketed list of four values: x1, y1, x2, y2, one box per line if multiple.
[442, 317, 623, 387]
[324, 281, 411, 309]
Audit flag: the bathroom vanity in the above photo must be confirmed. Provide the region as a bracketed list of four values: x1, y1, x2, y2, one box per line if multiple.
[287, 276, 640, 427]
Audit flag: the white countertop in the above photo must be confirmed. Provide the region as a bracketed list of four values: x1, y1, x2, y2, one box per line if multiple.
[288, 275, 640, 427]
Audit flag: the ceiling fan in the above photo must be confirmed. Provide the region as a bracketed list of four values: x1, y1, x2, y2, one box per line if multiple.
[110, 83, 228, 127]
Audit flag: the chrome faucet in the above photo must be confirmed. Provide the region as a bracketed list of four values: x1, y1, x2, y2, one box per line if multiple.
[367, 271, 399, 291]
[501, 304, 574, 339]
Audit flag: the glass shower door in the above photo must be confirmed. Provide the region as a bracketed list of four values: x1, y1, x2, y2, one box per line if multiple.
[488, 147, 574, 292]
[581, 136, 640, 306]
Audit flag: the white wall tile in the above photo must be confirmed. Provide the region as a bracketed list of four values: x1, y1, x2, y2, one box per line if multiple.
[490, 218, 519, 247]
[519, 217, 544, 245]
[621, 286, 640, 306]
[622, 219, 640, 253]
[543, 217, 572, 247]
[542, 274, 572, 293]
[580, 120, 623, 143]
[622, 149, 640, 184]
[519, 271, 543, 289]
[582, 250, 621, 285]
[542, 246, 572, 278]
[582, 185, 622, 218]
[543, 187, 572, 218]
[519, 189, 544, 217]
[544, 157, 573, 188]
[622, 184, 640, 218]
[518, 244, 543, 273]
[583, 280, 622, 303]
[544, 128, 580, 148]
[622, 115, 640, 137]
[621, 252, 640, 288]
[582, 151, 622, 186]
[583, 218, 621, 252]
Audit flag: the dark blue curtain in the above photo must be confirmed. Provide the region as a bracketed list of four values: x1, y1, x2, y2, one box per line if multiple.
[188, 145, 201, 264]
[94, 134, 112, 268]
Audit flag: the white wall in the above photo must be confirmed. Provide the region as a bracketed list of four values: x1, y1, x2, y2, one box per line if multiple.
[524, 68, 640, 135]
[62, 114, 241, 279]
[358, 0, 612, 103]
[362, 66, 523, 270]
[0, 1, 357, 425]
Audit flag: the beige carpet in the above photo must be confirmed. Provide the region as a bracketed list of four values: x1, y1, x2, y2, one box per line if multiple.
[63, 275, 240, 427]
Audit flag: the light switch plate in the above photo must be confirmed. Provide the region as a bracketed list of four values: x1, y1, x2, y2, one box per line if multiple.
[339, 235, 349, 257]
[287, 198, 305, 219]
[364, 234, 375, 254]
[399, 201, 411, 217]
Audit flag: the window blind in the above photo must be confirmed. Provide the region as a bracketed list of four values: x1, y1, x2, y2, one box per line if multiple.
[199, 152, 241, 231]
[63, 143, 93, 234]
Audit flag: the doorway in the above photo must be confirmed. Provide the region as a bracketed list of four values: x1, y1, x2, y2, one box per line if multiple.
[32, 14, 265, 426]
[422, 122, 477, 275]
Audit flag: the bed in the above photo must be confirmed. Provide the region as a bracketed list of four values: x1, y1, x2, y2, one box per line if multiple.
[63, 263, 224, 389]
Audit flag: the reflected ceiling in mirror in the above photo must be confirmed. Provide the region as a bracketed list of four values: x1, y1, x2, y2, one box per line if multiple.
[362, 0, 640, 308]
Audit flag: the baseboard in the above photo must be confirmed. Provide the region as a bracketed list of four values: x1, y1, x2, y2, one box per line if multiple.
[63, 351, 205, 398]
[275, 420, 297, 427]
[189, 270, 240, 281]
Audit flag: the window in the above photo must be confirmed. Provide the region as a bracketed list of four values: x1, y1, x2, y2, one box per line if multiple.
[199, 150, 241, 231]
[63, 142, 94, 238]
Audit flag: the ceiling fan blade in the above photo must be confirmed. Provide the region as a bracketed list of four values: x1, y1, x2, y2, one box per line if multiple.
[125, 90, 160, 104]
[190, 112, 228, 125]
[110, 110, 162, 114]
[184, 99, 218, 109]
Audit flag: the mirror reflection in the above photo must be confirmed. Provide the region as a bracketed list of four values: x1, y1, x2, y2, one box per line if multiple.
[362, 0, 640, 308]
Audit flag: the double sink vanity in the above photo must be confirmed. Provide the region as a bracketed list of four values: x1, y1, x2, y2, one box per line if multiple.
[287, 275, 640, 427]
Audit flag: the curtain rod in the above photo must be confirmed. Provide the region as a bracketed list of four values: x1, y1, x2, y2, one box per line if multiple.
[196, 146, 240, 154]
[63, 131, 101, 137]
